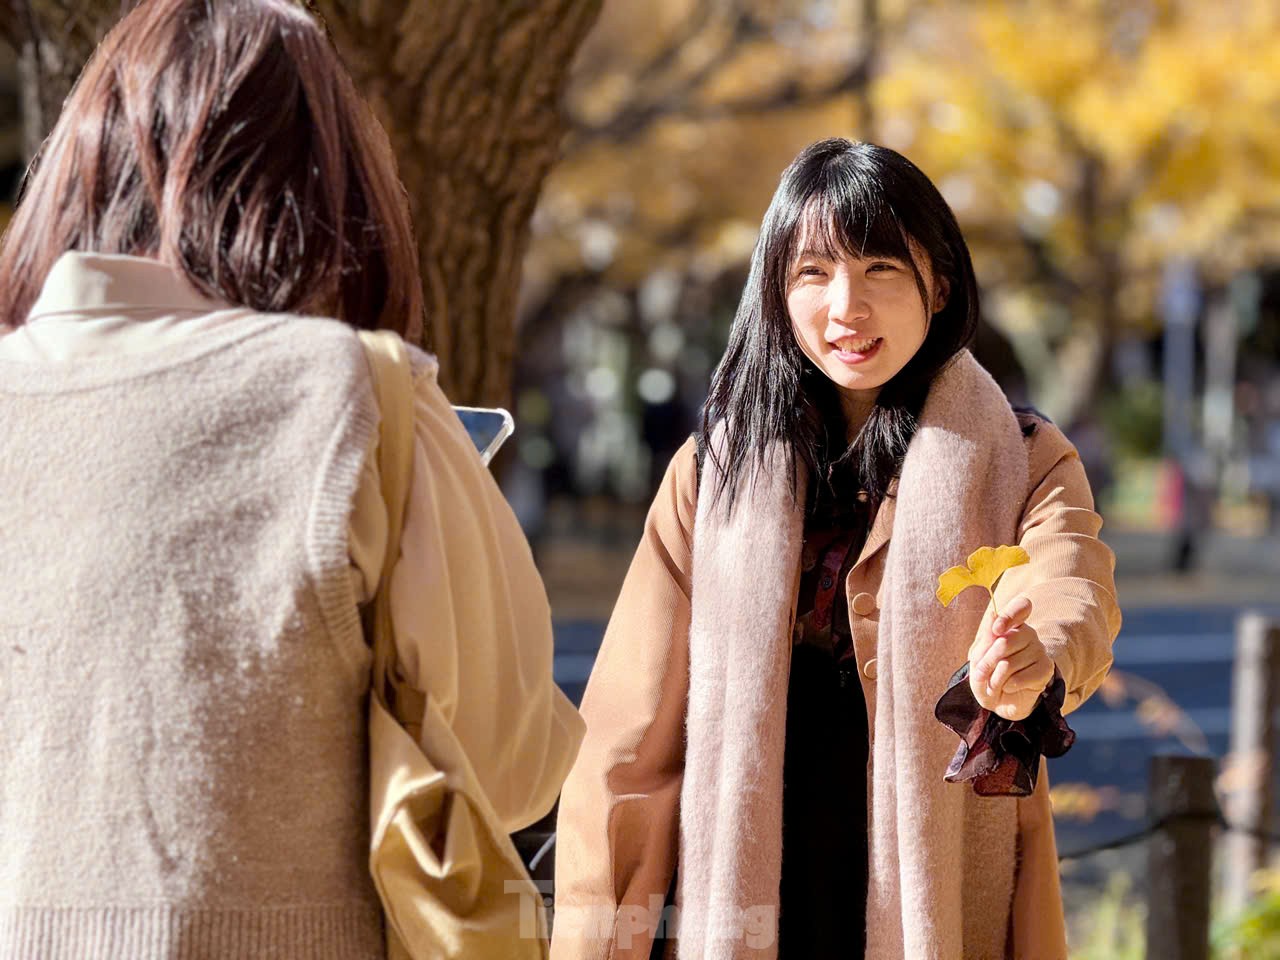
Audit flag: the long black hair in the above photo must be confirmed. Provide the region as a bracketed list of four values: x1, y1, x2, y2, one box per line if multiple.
[701, 138, 980, 515]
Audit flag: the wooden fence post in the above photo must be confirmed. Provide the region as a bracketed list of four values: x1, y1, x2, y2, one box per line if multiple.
[1223, 612, 1280, 915]
[1146, 754, 1217, 960]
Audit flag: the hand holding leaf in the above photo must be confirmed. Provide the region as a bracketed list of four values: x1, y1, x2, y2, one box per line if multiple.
[936, 545, 1054, 721]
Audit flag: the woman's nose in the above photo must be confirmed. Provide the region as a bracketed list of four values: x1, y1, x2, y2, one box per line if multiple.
[827, 274, 868, 326]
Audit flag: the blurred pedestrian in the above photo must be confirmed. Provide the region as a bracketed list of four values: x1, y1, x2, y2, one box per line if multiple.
[553, 139, 1121, 960]
[0, 2, 582, 957]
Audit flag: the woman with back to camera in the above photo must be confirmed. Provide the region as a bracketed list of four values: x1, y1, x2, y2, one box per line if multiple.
[0, 1, 583, 957]
[552, 139, 1121, 959]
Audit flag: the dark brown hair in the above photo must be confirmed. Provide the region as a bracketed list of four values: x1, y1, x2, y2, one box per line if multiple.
[0, 0, 424, 335]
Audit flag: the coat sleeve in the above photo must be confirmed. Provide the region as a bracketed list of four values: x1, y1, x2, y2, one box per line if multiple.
[349, 357, 585, 834]
[992, 418, 1122, 714]
[551, 437, 699, 960]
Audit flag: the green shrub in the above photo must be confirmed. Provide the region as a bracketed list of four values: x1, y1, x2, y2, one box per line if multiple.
[1098, 381, 1164, 460]
[1071, 873, 1145, 960]
[1214, 872, 1280, 960]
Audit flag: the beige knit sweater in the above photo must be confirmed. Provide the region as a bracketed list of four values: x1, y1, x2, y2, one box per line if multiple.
[0, 253, 584, 959]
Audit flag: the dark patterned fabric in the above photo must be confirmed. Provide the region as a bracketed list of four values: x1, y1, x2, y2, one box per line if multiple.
[779, 470, 871, 958]
[934, 663, 1075, 797]
[791, 466, 872, 659]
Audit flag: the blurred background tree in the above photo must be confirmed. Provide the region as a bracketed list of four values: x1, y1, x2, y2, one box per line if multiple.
[11, 1, 1275, 430]
[515, 0, 905, 507]
[3, 0, 1278, 554]
[0, 0, 603, 405]
[517, 0, 1280, 498]
[0, 1, 107, 161]
[872, 0, 1280, 425]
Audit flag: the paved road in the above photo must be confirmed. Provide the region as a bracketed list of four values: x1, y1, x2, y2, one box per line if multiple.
[552, 602, 1280, 860]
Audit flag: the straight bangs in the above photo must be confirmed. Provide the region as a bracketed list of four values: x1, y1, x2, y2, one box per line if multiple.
[778, 173, 930, 320]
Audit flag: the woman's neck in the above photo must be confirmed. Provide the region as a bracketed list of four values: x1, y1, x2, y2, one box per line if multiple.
[840, 390, 878, 442]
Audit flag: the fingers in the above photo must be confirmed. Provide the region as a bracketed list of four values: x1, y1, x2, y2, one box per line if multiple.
[969, 649, 993, 692]
[1000, 660, 1055, 695]
[971, 629, 1034, 688]
[992, 595, 1034, 637]
[992, 667, 1054, 720]
[970, 595, 1035, 663]
[987, 648, 1052, 698]
[967, 629, 995, 665]
[994, 701, 1033, 721]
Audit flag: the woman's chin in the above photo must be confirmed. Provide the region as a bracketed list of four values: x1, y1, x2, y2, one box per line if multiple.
[822, 363, 889, 395]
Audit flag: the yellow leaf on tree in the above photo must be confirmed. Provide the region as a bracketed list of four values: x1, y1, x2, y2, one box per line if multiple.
[935, 545, 1030, 607]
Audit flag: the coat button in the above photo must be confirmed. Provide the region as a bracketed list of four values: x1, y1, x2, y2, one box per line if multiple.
[851, 592, 876, 617]
[863, 658, 878, 680]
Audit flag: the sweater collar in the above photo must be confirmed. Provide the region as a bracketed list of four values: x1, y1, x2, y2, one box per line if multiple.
[28, 252, 230, 322]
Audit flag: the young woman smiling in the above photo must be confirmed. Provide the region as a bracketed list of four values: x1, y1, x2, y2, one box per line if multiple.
[551, 139, 1120, 960]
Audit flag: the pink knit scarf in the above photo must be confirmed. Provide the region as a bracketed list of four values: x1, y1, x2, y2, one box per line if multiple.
[680, 351, 1029, 960]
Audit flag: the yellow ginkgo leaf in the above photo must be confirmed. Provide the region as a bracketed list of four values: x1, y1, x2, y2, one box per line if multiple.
[966, 545, 1030, 589]
[935, 544, 1030, 607]
[936, 565, 980, 607]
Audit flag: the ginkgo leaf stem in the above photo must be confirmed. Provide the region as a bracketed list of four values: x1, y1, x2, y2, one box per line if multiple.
[986, 571, 1007, 634]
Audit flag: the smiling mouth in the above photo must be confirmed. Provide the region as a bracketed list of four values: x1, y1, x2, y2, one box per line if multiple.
[830, 336, 882, 355]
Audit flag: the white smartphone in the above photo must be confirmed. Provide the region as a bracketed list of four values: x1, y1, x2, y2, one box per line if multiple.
[452, 406, 515, 465]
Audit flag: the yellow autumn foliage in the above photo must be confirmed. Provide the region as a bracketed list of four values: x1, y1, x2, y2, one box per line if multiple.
[524, 0, 1280, 425]
[875, 0, 1280, 274]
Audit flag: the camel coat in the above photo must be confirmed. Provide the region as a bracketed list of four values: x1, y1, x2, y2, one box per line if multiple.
[553, 408, 1120, 959]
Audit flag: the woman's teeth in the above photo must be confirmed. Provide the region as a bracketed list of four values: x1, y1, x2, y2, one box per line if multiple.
[836, 337, 881, 353]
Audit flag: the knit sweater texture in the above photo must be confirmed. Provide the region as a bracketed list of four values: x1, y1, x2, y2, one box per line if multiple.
[0, 314, 386, 959]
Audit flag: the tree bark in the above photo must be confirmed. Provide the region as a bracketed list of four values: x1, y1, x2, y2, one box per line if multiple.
[3, 0, 122, 160]
[317, 1, 603, 406]
[3, 0, 603, 406]
[1072, 150, 1121, 427]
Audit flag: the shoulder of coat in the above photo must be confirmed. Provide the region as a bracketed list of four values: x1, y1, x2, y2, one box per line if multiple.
[676, 433, 701, 489]
[1013, 406, 1079, 480]
[1012, 405, 1052, 438]
[665, 435, 701, 533]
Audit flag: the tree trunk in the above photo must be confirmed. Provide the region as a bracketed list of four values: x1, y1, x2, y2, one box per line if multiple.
[1066, 149, 1120, 429]
[4, 0, 602, 407]
[316, 1, 603, 406]
[3, 0, 122, 160]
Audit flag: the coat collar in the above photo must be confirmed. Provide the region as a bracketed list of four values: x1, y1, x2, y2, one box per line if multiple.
[853, 476, 898, 572]
[28, 252, 228, 322]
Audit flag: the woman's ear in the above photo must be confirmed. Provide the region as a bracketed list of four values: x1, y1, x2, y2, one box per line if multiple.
[932, 275, 951, 314]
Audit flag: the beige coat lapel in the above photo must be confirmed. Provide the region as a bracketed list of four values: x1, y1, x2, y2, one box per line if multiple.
[852, 477, 897, 573]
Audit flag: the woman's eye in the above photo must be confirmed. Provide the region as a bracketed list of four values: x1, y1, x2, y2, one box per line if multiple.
[868, 262, 898, 273]
[797, 265, 825, 277]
